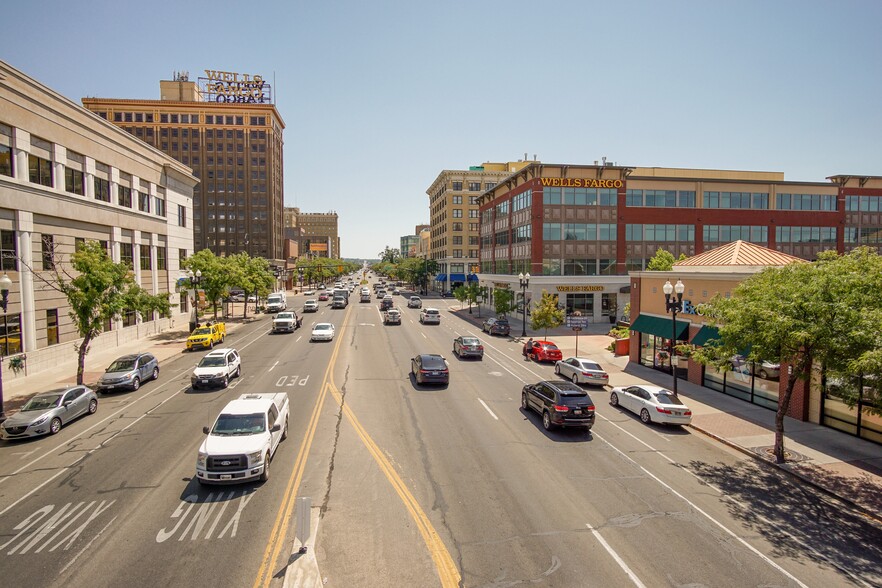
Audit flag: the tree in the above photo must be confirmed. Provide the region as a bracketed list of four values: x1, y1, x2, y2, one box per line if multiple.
[646, 248, 687, 271]
[530, 290, 565, 339]
[493, 288, 513, 317]
[48, 241, 171, 385]
[453, 285, 468, 309]
[464, 282, 482, 315]
[693, 247, 882, 463]
[377, 246, 400, 264]
[182, 250, 230, 321]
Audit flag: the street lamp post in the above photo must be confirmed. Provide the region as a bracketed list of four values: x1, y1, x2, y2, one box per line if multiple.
[518, 272, 530, 338]
[0, 272, 13, 420]
[663, 279, 685, 396]
[187, 269, 202, 333]
[297, 267, 304, 293]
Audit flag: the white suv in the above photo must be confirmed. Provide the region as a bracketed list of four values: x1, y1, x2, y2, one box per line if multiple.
[191, 348, 241, 390]
[419, 308, 441, 324]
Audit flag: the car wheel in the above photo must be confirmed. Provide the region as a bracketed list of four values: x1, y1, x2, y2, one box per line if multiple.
[235, 365, 241, 378]
[554, 364, 561, 375]
[521, 392, 529, 410]
[610, 392, 619, 407]
[640, 408, 651, 424]
[152, 367, 159, 381]
[88, 399, 98, 414]
[281, 418, 289, 441]
[259, 452, 270, 482]
[542, 411, 554, 431]
[50, 417, 62, 435]
[131, 377, 140, 391]
[758, 369, 769, 379]
[222, 375, 229, 388]
[571, 373, 579, 385]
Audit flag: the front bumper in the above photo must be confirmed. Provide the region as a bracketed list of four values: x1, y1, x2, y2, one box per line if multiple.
[187, 340, 213, 350]
[196, 464, 263, 484]
[1, 423, 48, 439]
[273, 324, 295, 332]
[191, 375, 228, 388]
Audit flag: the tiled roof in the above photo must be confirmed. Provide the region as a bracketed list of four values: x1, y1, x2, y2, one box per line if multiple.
[674, 240, 807, 267]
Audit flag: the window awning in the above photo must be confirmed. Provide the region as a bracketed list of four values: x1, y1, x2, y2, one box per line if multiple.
[467, 274, 478, 282]
[435, 275, 447, 282]
[690, 325, 720, 347]
[630, 314, 690, 340]
[448, 273, 466, 282]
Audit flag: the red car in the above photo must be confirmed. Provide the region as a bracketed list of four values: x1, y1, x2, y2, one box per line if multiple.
[318, 292, 330, 301]
[526, 340, 563, 363]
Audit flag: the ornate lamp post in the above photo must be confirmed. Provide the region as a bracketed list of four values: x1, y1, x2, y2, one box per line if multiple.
[663, 279, 685, 396]
[297, 267, 304, 293]
[0, 272, 13, 420]
[518, 272, 530, 338]
[187, 269, 202, 332]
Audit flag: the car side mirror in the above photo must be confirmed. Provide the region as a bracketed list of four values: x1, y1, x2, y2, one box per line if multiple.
[203, 426, 210, 434]
[63, 401, 72, 408]
[270, 423, 281, 433]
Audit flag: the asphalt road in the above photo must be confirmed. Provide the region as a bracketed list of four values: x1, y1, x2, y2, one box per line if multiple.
[1, 284, 880, 588]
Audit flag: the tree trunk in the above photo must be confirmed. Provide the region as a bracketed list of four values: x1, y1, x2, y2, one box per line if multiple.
[775, 364, 802, 463]
[76, 334, 92, 386]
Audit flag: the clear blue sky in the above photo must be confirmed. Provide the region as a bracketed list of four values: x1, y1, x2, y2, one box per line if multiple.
[6, 0, 882, 259]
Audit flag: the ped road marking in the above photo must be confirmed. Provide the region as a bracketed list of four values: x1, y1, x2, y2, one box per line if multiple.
[478, 398, 498, 420]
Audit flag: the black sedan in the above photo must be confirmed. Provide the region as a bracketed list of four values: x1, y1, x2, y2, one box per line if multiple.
[521, 381, 595, 431]
[482, 317, 511, 336]
[411, 354, 449, 385]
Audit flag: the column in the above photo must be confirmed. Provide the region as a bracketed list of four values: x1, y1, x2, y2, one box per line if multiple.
[52, 144, 66, 192]
[84, 157, 96, 200]
[14, 211, 36, 353]
[11, 127, 29, 181]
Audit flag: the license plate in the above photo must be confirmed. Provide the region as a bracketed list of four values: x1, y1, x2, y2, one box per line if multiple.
[431, 372, 439, 376]
[220, 474, 232, 480]
[574, 409, 582, 415]
[201, 380, 209, 384]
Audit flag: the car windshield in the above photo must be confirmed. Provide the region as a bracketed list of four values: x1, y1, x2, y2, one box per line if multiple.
[107, 359, 136, 371]
[22, 394, 63, 411]
[277, 313, 294, 320]
[192, 327, 212, 336]
[198, 356, 226, 368]
[267, 296, 281, 303]
[655, 392, 684, 405]
[315, 325, 331, 331]
[211, 413, 266, 435]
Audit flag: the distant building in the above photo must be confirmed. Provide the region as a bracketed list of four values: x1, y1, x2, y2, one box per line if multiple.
[82, 70, 286, 260]
[400, 234, 419, 258]
[284, 207, 339, 258]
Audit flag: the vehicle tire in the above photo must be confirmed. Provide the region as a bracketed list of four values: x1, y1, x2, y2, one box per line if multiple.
[259, 452, 270, 482]
[152, 367, 160, 381]
[521, 392, 529, 410]
[192, 383, 199, 391]
[758, 369, 769, 379]
[542, 411, 554, 431]
[640, 408, 651, 424]
[222, 375, 229, 388]
[132, 377, 140, 391]
[554, 364, 561, 375]
[88, 399, 98, 414]
[610, 392, 619, 407]
[50, 417, 62, 435]
[209, 339, 215, 349]
[571, 373, 579, 385]
[235, 365, 241, 378]
[281, 418, 289, 441]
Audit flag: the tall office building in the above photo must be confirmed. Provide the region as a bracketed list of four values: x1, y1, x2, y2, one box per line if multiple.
[82, 70, 285, 260]
[284, 207, 340, 258]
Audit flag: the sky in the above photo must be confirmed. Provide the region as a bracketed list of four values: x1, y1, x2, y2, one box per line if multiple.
[5, 0, 882, 259]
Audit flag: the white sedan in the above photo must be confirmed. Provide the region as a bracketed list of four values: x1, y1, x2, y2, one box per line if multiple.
[303, 289, 316, 296]
[609, 384, 692, 426]
[311, 323, 335, 342]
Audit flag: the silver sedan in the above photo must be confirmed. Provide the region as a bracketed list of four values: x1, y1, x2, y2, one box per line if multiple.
[555, 357, 609, 386]
[609, 384, 692, 426]
[1, 386, 98, 439]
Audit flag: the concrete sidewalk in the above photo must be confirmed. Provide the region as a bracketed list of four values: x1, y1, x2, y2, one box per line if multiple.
[449, 305, 882, 522]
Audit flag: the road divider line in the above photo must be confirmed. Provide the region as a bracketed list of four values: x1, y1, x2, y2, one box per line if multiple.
[478, 398, 499, 420]
[586, 523, 647, 587]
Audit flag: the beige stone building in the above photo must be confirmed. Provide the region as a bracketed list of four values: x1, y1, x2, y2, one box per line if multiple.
[0, 60, 197, 380]
[284, 207, 339, 259]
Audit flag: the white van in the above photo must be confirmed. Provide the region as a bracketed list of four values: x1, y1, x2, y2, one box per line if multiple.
[265, 292, 287, 313]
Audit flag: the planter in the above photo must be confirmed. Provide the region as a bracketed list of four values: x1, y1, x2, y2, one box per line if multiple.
[614, 338, 630, 356]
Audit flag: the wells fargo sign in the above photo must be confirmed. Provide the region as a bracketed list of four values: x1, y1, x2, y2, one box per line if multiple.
[540, 178, 623, 189]
[556, 285, 605, 292]
[199, 70, 271, 103]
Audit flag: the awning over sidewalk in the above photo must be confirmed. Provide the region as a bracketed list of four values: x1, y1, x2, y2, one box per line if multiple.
[448, 273, 466, 282]
[630, 314, 689, 340]
[435, 275, 446, 282]
[690, 325, 720, 347]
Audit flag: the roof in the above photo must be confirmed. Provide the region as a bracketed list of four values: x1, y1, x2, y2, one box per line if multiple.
[674, 240, 807, 268]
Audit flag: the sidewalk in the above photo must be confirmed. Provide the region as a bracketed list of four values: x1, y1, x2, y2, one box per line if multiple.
[449, 305, 882, 522]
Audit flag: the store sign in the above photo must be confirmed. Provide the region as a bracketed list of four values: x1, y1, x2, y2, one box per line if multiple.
[493, 282, 510, 288]
[556, 285, 604, 292]
[681, 299, 710, 316]
[200, 70, 271, 103]
[540, 178, 623, 189]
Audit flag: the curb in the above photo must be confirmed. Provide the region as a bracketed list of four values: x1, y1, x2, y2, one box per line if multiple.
[687, 423, 882, 526]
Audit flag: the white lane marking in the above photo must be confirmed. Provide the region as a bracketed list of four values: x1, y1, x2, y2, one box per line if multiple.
[482, 353, 529, 383]
[593, 431, 810, 588]
[478, 398, 498, 420]
[586, 523, 647, 587]
[57, 515, 118, 576]
[269, 361, 279, 372]
[421, 332, 428, 339]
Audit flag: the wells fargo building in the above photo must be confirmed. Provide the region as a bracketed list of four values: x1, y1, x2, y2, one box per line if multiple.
[82, 70, 285, 261]
[477, 163, 882, 323]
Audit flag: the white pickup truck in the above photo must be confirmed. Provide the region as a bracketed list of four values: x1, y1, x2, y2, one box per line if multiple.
[196, 393, 289, 485]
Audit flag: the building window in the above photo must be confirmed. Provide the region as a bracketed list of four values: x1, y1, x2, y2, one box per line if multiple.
[156, 247, 167, 270]
[140, 244, 152, 270]
[0, 313, 23, 355]
[155, 197, 166, 217]
[626, 224, 695, 242]
[703, 225, 768, 244]
[1, 229, 17, 271]
[452, 181, 463, 191]
[65, 167, 85, 195]
[776, 193, 837, 211]
[179, 248, 188, 262]
[122, 310, 137, 328]
[704, 192, 769, 209]
[94, 177, 111, 202]
[118, 186, 132, 208]
[453, 209, 463, 218]
[775, 226, 837, 244]
[120, 243, 134, 267]
[453, 195, 462, 204]
[138, 190, 151, 212]
[28, 154, 53, 187]
[452, 222, 463, 231]
[468, 182, 481, 191]
[42, 235, 55, 270]
[178, 204, 186, 227]
[46, 309, 59, 346]
[453, 250, 463, 258]
[845, 195, 882, 212]
[0, 144, 12, 177]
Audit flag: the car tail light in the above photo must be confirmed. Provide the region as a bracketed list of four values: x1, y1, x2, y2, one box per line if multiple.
[586, 405, 595, 411]
[656, 407, 673, 414]
[553, 405, 569, 413]
[477, 346, 483, 350]
[684, 410, 692, 416]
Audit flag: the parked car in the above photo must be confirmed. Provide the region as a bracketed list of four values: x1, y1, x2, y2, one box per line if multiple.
[482, 317, 511, 336]
[453, 336, 484, 359]
[191, 348, 241, 390]
[555, 357, 609, 386]
[96, 352, 159, 392]
[525, 340, 563, 363]
[419, 308, 441, 324]
[609, 384, 692, 426]
[407, 295, 422, 309]
[521, 381, 595, 431]
[318, 292, 330, 301]
[311, 323, 335, 342]
[730, 355, 780, 380]
[1, 386, 98, 439]
[303, 299, 319, 312]
[411, 354, 449, 385]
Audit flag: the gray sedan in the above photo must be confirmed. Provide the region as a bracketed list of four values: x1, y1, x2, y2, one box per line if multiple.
[555, 357, 609, 386]
[1, 386, 98, 439]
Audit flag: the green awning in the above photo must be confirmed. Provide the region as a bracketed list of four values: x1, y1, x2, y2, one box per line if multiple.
[630, 314, 690, 340]
[690, 325, 720, 347]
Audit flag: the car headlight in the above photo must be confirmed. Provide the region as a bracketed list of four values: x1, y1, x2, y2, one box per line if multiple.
[247, 450, 263, 464]
[31, 415, 48, 426]
[197, 452, 207, 467]
[122, 372, 135, 380]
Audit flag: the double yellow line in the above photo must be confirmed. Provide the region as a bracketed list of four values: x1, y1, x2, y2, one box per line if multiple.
[253, 307, 461, 588]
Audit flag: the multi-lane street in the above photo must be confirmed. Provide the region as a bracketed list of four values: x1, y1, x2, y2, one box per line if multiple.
[1, 283, 880, 588]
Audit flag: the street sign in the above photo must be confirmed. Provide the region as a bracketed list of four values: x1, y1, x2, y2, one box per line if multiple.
[565, 316, 590, 329]
[572, 327, 582, 332]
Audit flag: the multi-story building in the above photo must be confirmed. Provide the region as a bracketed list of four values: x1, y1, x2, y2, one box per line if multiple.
[284, 207, 339, 259]
[400, 234, 420, 258]
[477, 162, 882, 323]
[426, 160, 533, 292]
[82, 71, 285, 260]
[0, 60, 197, 379]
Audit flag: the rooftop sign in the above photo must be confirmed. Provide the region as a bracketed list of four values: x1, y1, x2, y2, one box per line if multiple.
[199, 70, 272, 104]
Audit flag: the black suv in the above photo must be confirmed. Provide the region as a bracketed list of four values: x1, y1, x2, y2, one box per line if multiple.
[521, 381, 595, 431]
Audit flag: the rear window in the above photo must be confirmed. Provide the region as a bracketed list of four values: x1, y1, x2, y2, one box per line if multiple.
[541, 344, 559, 351]
[580, 361, 602, 370]
[655, 393, 684, 406]
[426, 310, 439, 315]
[422, 356, 446, 369]
[561, 393, 592, 405]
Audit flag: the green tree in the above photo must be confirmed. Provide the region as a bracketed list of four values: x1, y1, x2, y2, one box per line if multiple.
[464, 282, 482, 315]
[530, 290, 565, 339]
[693, 247, 882, 463]
[646, 248, 688, 271]
[377, 246, 400, 264]
[493, 288, 513, 317]
[453, 284, 468, 309]
[182, 249, 230, 321]
[48, 241, 171, 385]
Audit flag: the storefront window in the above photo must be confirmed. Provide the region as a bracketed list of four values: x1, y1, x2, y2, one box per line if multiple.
[566, 294, 593, 317]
